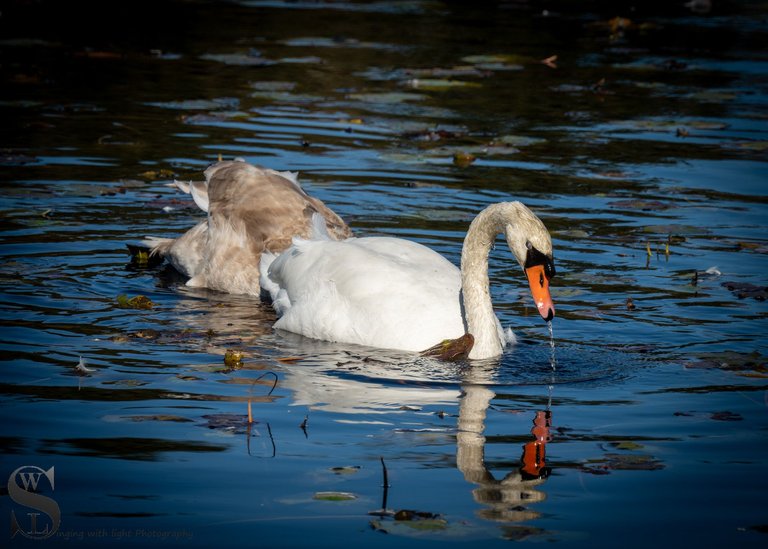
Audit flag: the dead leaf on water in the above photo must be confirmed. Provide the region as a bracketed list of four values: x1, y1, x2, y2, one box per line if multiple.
[138, 168, 175, 180]
[330, 466, 361, 475]
[540, 55, 557, 69]
[452, 152, 476, 167]
[582, 453, 664, 473]
[721, 281, 767, 301]
[710, 411, 743, 421]
[610, 441, 644, 450]
[224, 349, 245, 369]
[201, 413, 252, 434]
[116, 294, 154, 310]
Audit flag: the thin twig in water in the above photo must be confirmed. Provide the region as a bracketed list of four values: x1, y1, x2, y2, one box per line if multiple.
[253, 371, 279, 396]
[380, 457, 390, 512]
[299, 415, 308, 438]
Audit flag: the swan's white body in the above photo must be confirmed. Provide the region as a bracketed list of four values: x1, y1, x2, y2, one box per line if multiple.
[143, 159, 351, 296]
[261, 202, 555, 360]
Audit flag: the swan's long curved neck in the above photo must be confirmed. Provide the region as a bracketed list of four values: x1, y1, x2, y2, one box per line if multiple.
[460, 202, 529, 360]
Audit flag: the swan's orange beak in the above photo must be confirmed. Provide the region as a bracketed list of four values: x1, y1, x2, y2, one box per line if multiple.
[525, 265, 555, 321]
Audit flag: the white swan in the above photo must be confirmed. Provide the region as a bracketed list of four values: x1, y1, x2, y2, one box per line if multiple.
[260, 202, 555, 360]
[143, 159, 351, 296]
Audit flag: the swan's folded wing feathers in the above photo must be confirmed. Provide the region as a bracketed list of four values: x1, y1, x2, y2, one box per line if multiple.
[267, 237, 465, 351]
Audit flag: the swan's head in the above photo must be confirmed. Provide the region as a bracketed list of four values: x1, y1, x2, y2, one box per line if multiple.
[503, 203, 556, 322]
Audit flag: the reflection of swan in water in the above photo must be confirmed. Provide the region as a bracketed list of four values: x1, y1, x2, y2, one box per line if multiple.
[456, 383, 552, 523]
[276, 335, 462, 415]
[274, 346, 553, 527]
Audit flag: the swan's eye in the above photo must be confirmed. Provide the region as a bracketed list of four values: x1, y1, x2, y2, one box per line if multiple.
[526, 241, 533, 250]
[524, 244, 554, 280]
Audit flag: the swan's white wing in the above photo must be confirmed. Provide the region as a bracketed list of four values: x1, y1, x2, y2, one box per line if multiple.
[266, 237, 466, 352]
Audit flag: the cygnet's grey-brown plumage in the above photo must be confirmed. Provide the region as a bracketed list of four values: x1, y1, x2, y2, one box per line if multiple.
[144, 159, 351, 297]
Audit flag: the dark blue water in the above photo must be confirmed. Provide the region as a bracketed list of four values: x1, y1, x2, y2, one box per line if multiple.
[1, 1, 767, 547]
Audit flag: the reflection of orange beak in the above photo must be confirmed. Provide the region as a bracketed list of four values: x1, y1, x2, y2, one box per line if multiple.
[525, 265, 555, 321]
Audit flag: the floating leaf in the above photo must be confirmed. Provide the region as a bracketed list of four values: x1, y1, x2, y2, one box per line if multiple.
[124, 415, 193, 423]
[452, 152, 476, 167]
[224, 349, 244, 368]
[330, 466, 361, 475]
[371, 509, 449, 534]
[202, 413, 251, 434]
[116, 294, 154, 310]
[729, 141, 768, 152]
[491, 135, 546, 147]
[145, 98, 240, 110]
[421, 333, 473, 360]
[405, 66, 490, 79]
[611, 441, 644, 450]
[687, 90, 737, 103]
[250, 81, 296, 92]
[406, 79, 481, 91]
[313, 491, 357, 501]
[348, 92, 425, 103]
[710, 411, 742, 421]
[461, 53, 530, 65]
[609, 199, 670, 211]
[685, 351, 767, 373]
[200, 52, 275, 66]
[721, 281, 767, 301]
[126, 244, 164, 268]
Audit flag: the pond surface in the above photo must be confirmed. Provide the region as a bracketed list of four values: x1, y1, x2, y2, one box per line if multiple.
[1, 1, 767, 547]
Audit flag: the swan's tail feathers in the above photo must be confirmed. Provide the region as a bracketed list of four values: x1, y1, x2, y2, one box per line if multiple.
[141, 236, 174, 257]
